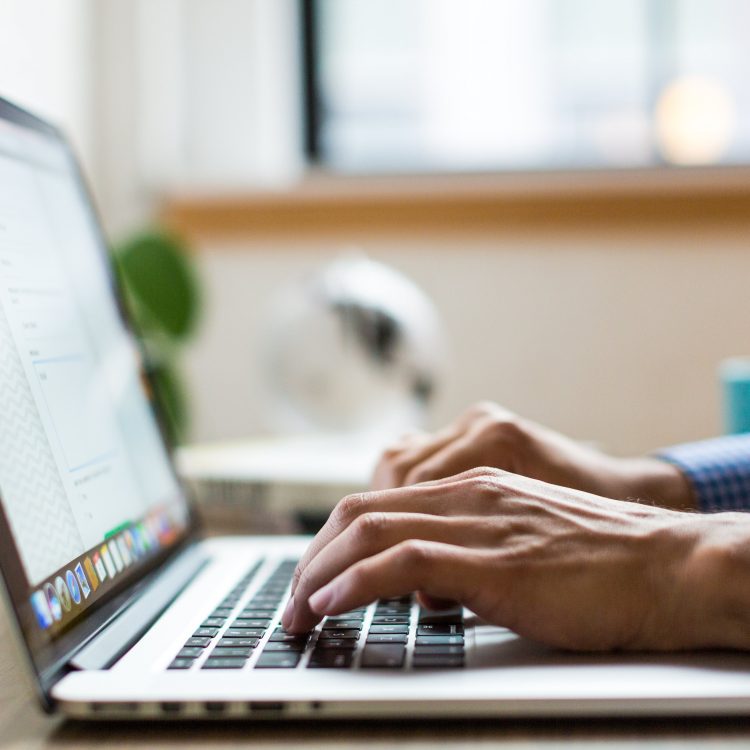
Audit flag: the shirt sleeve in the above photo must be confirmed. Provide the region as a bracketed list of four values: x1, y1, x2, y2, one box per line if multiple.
[657, 434, 750, 513]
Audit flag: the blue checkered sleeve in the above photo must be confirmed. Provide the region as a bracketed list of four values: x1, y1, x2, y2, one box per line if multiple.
[657, 434, 750, 513]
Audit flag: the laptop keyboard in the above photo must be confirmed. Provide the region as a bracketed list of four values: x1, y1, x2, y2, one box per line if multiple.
[167, 559, 465, 671]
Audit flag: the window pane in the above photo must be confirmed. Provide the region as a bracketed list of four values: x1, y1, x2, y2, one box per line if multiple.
[314, 0, 749, 172]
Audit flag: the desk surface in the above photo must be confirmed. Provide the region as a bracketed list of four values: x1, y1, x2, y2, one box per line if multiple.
[3, 517, 750, 748]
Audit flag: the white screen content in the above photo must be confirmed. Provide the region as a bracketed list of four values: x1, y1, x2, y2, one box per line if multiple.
[0, 118, 187, 585]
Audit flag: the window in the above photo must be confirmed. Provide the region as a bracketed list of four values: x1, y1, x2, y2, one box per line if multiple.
[304, 0, 750, 174]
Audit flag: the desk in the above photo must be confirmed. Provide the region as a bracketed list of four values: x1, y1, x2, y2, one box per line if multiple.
[3, 519, 750, 748]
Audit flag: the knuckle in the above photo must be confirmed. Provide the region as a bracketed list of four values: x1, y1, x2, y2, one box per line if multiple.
[405, 465, 434, 485]
[388, 455, 415, 477]
[378, 447, 400, 463]
[395, 538, 432, 567]
[352, 511, 389, 540]
[479, 415, 523, 443]
[466, 472, 507, 499]
[336, 492, 367, 523]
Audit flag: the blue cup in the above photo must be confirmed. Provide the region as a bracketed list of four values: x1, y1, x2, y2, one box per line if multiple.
[720, 357, 750, 435]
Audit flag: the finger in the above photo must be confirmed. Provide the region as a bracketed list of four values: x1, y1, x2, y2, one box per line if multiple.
[290, 467, 509, 596]
[372, 425, 465, 490]
[403, 429, 493, 486]
[416, 592, 458, 610]
[287, 513, 503, 631]
[306, 540, 495, 621]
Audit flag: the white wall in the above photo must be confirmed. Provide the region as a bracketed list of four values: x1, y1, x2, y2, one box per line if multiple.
[91, 0, 303, 237]
[182, 221, 750, 457]
[0, 1, 93, 171]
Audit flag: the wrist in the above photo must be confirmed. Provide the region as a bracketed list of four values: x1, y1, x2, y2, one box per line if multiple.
[614, 457, 697, 511]
[677, 514, 750, 649]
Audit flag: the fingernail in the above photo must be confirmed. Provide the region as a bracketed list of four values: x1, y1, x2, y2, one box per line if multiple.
[281, 596, 295, 629]
[309, 584, 335, 614]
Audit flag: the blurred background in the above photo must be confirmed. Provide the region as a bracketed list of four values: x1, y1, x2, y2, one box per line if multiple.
[4, 0, 750, 460]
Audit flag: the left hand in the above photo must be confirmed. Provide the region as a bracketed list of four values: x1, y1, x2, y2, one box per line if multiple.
[283, 467, 743, 651]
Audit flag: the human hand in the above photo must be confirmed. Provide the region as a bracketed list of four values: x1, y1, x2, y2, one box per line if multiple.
[372, 402, 695, 511]
[284, 468, 746, 651]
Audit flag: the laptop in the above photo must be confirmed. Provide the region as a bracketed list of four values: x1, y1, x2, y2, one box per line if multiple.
[2, 95, 750, 722]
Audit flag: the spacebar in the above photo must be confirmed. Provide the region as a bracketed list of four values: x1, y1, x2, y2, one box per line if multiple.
[360, 644, 405, 668]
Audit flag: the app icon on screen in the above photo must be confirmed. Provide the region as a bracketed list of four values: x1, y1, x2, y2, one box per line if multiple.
[55, 576, 72, 612]
[44, 582, 62, 621]
[109, 539, 124, 572]
[132, 526, 144, 557]
[74, 562, 91, 599]
[66, 570, 81, 605]
[93, 550, 107, 582]
[124, 529, 136, 559]
[139, 522, 153, 550]
[31, 591, 53, 629]
[101, 545, 116, 578]
[84, 558, 99, 591]
[117, 536, 131, 567]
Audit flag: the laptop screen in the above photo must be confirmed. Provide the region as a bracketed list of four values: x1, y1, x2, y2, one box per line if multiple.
[0, 100, 191, 657]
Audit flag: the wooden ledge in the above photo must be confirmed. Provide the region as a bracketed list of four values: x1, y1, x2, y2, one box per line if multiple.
[161, 169, 750, 242]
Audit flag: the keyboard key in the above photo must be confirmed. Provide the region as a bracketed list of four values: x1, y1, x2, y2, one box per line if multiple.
[371, 616, 410, 625]
[232, 618, 272, 628]
[318, 629, 359, 640]
[374, 607, 410, 615]
[217, 637, 260, 648]
[413, 645, 464, 656]
[418, 606, 463, 624]
[308, 650, 354, 669]
[193, 627, 220, 638]
[326, 613, 365, 623]
[224, 628, 266, 638]
[177, 647, 204, 658]
[412, 654, 464, 669]
[313, 638, 358, 650]
[240, 609, 277, 617]
[268, 631, 310, 644]
[368, 624, 409, 635]
[322, 620, 363, 630]
[366, 633, 408, 644]
[415, 635, 464, 646]
[255, 652, 300, 669]
[417, 624, 464, 636]
[201, 618, 227, 628]
[211, 608, 235, 618]
[361, 644, 406, 668]
[202, 657, 247, 669]
[211, 647, 254, 658]
[185, 637, 212, 648]
[262, 641, 306, 652]
[168, 658, 195, 670]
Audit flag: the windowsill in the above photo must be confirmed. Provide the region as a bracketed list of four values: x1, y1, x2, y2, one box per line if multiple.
[161, 166, 750, 242]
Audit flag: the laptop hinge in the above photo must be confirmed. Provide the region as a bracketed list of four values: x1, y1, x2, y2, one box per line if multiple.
[69, 546, 209, 671]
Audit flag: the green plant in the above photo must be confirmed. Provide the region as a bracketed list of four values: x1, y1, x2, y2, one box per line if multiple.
[113, 228, 201, 445]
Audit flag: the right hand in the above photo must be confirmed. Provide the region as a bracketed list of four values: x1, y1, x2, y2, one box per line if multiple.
[286, 467, 742, 650]
[372, 402, 695, 510]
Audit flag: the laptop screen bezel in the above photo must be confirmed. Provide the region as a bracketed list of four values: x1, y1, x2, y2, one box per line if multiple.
[0, 95, 201, 707]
